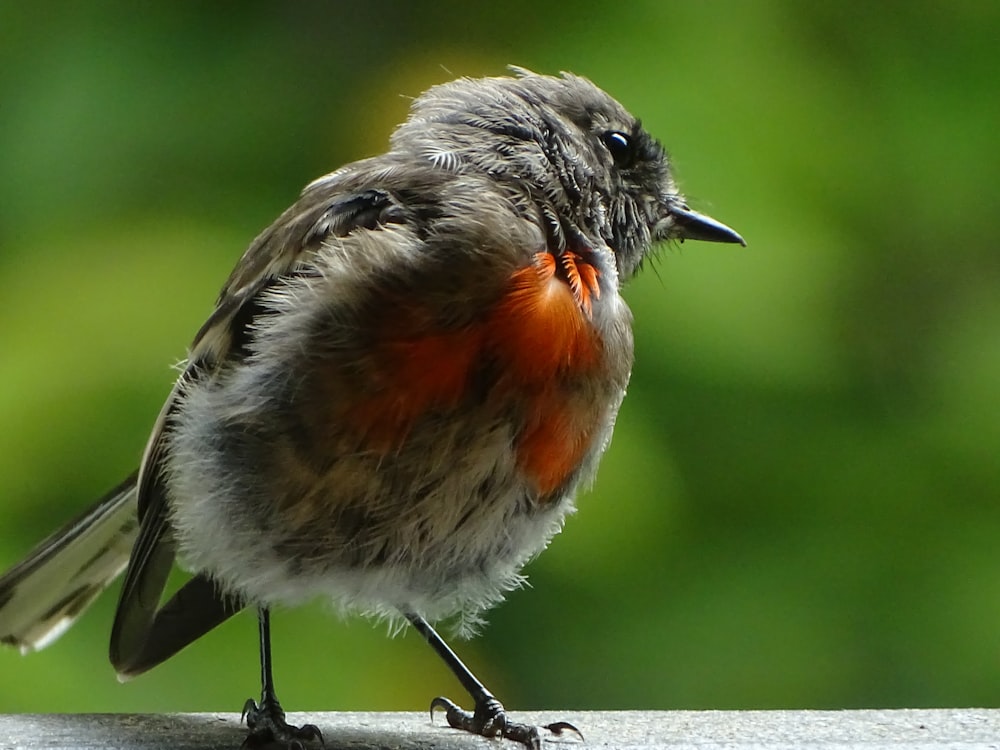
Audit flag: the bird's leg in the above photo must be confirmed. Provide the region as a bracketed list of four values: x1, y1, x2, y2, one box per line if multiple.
[242, 607, 324, 748]
[405, 611, 581, 750]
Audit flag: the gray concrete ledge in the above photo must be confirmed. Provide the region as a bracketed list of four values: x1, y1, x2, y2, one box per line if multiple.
[0, 709, 998, 749]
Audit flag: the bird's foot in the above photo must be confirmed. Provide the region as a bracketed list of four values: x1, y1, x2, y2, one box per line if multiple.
[430, 693, 581, 749]
[241, 694, 324, 749]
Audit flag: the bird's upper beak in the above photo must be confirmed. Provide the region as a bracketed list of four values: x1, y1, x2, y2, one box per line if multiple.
[666, 201, 746, 246]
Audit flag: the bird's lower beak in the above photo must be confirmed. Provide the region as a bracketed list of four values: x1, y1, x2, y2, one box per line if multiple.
[667, 202, 746, 246]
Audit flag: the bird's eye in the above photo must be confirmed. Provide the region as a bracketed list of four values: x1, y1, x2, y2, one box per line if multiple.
[601, 130, 635, 169]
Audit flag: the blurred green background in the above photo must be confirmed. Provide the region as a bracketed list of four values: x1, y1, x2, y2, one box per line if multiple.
[1, 0, 999, 718]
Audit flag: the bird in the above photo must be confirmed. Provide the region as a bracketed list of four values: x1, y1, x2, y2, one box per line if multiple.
[0, 68, 744, 748]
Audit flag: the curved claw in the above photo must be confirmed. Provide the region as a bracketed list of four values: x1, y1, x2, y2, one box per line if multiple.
[429, 695, 460, 721]
[544, 720, 585, 742]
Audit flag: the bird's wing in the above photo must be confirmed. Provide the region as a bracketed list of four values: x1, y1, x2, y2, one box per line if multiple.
[110, 184, 404, 677]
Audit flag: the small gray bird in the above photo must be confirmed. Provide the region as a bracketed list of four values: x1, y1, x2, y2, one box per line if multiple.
[0, 68, 743, 748]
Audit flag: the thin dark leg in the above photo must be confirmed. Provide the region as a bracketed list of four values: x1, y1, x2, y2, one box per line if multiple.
[241, 607, 324, 748]
[259, 606, 277, 702]
[405, 611, 581, 750]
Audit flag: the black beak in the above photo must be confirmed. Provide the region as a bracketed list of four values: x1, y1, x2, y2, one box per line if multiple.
[668, 202, 746, 246]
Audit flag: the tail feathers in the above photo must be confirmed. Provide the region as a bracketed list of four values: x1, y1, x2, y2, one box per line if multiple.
[0, 472, 139, 652]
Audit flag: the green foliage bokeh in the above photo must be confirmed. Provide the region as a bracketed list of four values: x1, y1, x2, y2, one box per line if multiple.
[1, 0, 998, 716]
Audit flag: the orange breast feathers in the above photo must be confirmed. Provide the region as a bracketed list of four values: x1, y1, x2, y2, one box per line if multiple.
[345, 250, 606, 495]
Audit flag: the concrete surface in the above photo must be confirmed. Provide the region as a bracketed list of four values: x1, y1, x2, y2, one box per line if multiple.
[0, 709, 998, 749]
